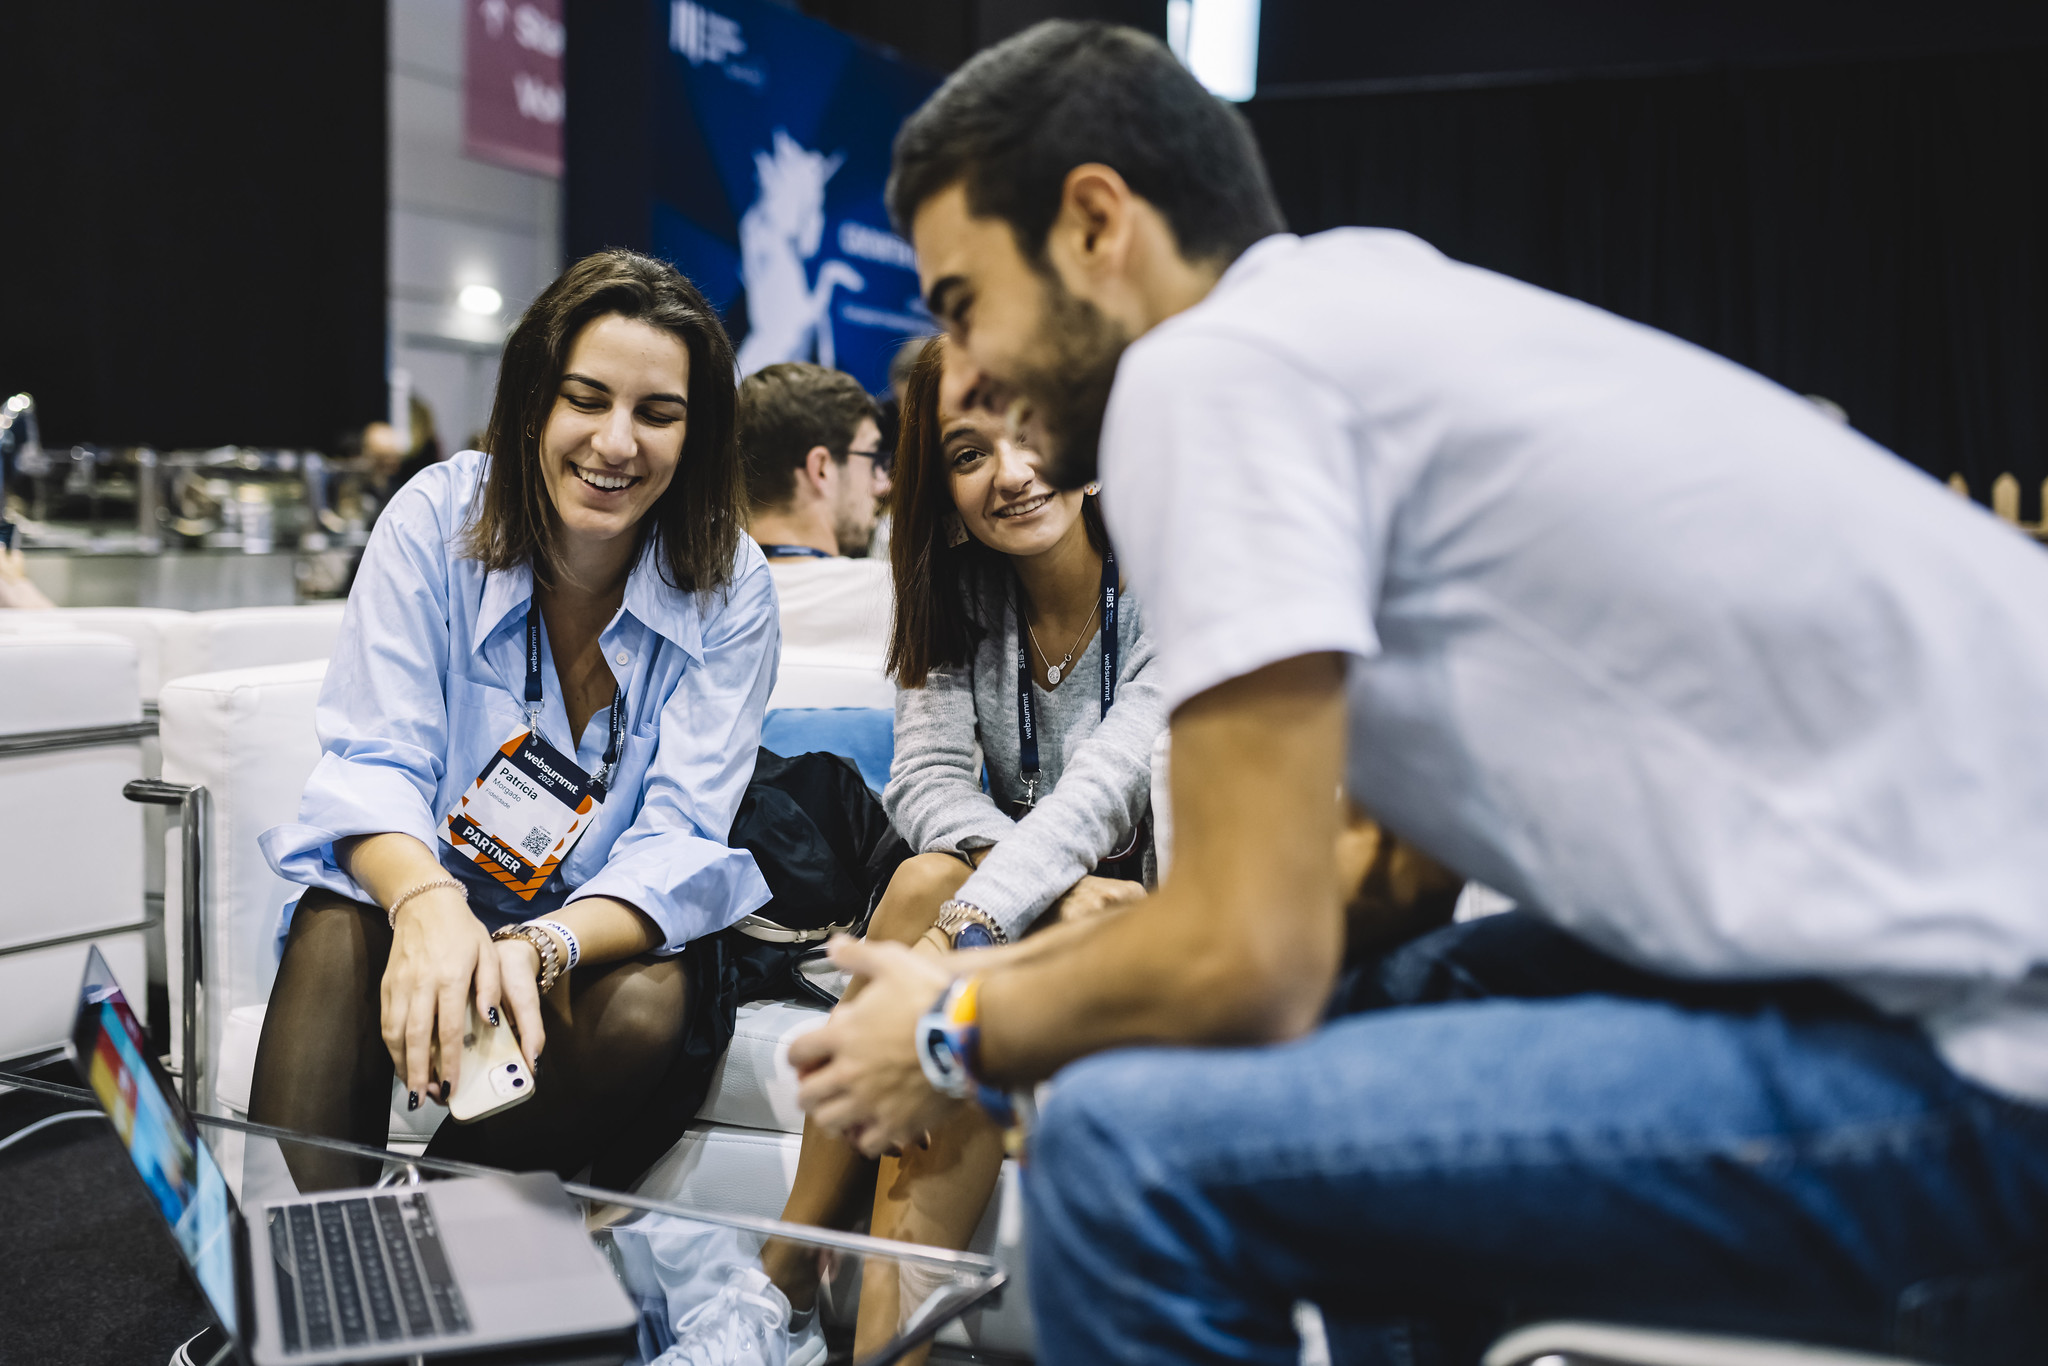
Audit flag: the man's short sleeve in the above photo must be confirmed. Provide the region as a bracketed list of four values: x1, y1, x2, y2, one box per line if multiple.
[1099, 329, 1381, 711]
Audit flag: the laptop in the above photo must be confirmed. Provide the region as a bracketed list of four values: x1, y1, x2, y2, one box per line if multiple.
[66, 946, 637, 1365]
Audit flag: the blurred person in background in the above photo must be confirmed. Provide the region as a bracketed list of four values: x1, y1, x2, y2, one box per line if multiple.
[0, 545, 55, 608]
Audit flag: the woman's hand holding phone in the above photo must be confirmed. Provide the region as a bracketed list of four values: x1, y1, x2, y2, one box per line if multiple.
[380, 888, 499, 1106]
[489, 934, 548, 1072]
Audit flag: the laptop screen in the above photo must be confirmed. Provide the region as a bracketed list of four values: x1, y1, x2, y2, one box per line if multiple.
[71, 947, 240, 1338]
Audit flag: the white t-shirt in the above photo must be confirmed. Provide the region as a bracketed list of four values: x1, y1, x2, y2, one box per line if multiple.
[766, 555, 894, 666]
[1101, 230, 2048, 1102]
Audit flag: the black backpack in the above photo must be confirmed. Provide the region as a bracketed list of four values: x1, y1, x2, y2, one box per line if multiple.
[727, 746, 910, 934]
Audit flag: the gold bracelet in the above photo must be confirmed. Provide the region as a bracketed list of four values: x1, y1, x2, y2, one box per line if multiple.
[386, 876, 465, 928]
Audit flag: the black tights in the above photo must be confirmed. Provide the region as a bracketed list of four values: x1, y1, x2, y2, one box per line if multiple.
[248, 890, 689, 1192]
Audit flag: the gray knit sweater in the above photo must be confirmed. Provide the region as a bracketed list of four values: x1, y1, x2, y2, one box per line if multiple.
[884, 577, 1167, 937]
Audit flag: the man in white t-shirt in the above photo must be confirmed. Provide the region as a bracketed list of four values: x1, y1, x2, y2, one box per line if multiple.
[790, 22, 2048, 1363]
[737, 362, 894, 669]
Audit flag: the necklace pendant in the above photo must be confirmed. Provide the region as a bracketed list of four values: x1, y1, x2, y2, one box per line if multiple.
[1046, 664, 1061, 685]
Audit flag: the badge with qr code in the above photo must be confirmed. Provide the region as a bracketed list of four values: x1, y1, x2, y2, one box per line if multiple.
[446, 726, 603, 901]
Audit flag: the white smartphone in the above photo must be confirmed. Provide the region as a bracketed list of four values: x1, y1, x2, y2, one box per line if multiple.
[444, 1001, 537, 1123]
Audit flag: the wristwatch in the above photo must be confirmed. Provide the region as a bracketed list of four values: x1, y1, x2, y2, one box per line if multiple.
[916, 978, 981, 1098]
[935, 899, 1007, 950]
[914, 977, 1026, 1132]
[492, 922, 563, 994]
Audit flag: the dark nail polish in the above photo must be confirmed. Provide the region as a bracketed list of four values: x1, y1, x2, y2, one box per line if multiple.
[487, 1006, 500, 1027]
[407, 1090, 420, 1111]
[438, 1081, 452, 1102]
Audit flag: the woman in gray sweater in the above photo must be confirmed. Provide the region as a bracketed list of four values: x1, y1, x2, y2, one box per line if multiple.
[752, 335, 1166, 1364]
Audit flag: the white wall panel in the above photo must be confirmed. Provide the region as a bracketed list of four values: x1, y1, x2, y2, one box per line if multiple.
[389, 0, 560, 458]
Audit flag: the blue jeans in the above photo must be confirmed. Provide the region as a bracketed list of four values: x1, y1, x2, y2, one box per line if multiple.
[1024, 914, 2048, 1364]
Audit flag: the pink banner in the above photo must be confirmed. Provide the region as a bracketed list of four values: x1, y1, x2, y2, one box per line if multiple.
[464, 0, 564, 178]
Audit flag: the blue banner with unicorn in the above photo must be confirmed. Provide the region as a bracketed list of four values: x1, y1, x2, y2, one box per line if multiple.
[650, 0, 941, 393]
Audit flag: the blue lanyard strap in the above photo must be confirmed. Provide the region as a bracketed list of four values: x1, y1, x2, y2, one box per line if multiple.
[525, 605, 626, 797]
[758, 544, 835, 560]
[1014, 547, 1118, 808]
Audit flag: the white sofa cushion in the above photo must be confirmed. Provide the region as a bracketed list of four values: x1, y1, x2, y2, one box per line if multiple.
[0, 627, 142, 732]
[161, 604, 346, 685]
[0, 607, 189, 701]
[158, 660, 327, 1107]
[0, 631, 148, 1059]
[0, 933, 150, 1061]
[699, 1000, 826, 1133]
[767, 651, 896, 710]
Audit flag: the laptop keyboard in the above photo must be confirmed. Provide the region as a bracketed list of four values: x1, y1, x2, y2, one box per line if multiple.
[267, 1192, 470, 1354]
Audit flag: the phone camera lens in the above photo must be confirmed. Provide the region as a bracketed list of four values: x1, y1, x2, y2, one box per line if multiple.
[513, 1078, 525, 1088]
[506, 1063, 517, 1072]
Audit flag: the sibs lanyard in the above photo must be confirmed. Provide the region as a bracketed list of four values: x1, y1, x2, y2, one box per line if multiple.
[758, 544, 835, 560]
[1014, 547, 1118, 810]
[525, 605, 626, 797]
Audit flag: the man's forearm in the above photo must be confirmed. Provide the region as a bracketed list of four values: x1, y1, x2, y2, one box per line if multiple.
[969, 654, 1350, 1083]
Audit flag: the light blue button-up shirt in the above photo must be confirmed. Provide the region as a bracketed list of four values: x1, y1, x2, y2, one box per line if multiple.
[260, 450, 779, 952]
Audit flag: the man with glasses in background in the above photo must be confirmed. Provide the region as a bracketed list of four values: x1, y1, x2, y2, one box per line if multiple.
[737, 363, 895, 670]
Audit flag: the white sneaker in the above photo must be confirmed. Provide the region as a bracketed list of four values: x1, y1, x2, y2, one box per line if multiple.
[654, 1263, 824, 1366]
[787, 1303, 827, 1366]
[168, 1327, 230, 1366]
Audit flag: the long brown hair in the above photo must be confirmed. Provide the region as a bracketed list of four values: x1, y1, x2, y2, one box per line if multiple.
[885, 335, 1107, 688]
[461, 250, 744, 593]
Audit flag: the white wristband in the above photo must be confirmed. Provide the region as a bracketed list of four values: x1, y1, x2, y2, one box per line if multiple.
[529, 918, 580, 972]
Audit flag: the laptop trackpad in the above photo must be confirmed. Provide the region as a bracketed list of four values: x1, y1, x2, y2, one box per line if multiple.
[453, 1216, 592, 1284]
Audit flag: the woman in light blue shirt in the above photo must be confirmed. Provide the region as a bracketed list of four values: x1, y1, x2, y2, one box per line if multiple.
[254, 251, 778, 1186]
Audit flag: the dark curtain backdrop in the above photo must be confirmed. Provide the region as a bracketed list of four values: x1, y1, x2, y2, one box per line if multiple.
[0, 4, 387, 451]
[1247, 45, 2048, 518]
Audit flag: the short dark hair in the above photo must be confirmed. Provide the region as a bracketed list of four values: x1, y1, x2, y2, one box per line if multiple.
[463, 250, 743, 593]
[885, 336, 1108, 688]
[887, 21, 1284, 265]
[735, 362, 880, 512]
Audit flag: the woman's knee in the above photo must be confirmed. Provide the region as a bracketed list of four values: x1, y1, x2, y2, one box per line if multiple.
[274, 892, 384, 992]
[870, 852, 973, 943]
[570, 958, 689, 1071]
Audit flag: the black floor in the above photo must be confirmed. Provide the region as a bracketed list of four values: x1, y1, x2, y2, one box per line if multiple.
[0, 1064, 211, 1366]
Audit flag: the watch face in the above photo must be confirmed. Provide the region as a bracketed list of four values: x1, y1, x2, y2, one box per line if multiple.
[953, 923, 997, 951]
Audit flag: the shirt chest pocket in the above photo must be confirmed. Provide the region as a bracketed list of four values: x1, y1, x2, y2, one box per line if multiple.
[448, 674, 528, 739]
[604, 710, 664, 808]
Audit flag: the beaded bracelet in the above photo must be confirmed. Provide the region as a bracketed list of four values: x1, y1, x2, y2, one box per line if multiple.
[386, 877, 465, 928]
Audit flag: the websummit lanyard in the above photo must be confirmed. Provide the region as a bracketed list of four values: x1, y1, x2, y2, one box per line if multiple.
[444, 604, 622, 902]
[525, 604, 625, 797]
[1014, 547, 1118, 810]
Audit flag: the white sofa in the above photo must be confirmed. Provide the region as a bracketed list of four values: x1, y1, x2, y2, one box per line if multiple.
[157, 652, 1036, 1357]
[0, 605, 347, 1066]
[0, 604, 345, 705]
[0, 630, 152, 1059]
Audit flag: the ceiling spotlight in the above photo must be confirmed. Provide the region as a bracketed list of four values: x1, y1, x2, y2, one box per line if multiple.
[458, 284, 504, 316]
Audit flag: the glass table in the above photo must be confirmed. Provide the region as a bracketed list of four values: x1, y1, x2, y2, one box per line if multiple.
[1, 1068, 1006, 1366]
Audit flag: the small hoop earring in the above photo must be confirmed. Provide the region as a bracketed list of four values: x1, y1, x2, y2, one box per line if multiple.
[1082, 481, 1102, 497]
